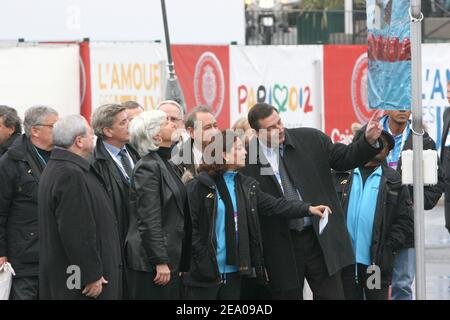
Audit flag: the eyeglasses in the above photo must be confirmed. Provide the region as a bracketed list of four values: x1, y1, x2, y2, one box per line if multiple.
[35, 124, 54, 128]
[167, 116, 182, 123]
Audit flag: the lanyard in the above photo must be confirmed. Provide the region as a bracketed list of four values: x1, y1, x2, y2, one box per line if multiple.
[33, 146, 47, 166]
[382, 116, 410, 166]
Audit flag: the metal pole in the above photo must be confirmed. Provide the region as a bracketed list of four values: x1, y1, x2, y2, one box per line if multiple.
[410, 0, 426, 300]
[161, 0, 174, 76]
[345, 0, 353, 34]
[160, 0, 186, 113]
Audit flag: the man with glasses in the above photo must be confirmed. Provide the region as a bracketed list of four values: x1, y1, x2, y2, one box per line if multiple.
[157, 100, 190, 145]
[0, 106, 58, 300]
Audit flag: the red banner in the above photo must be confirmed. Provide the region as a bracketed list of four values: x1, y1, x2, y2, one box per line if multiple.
[172, 45, 230, 129]
[323, 45, 374, 144]
[79, 41, 92, 123]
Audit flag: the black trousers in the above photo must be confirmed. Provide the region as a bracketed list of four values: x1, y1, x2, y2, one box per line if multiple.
[9, 276, 39, 300]
[185, 272, 242, 300]
[240, 277, 272, 300]
[127, 269, 182, 300]
[272, 227, 345, 300]
[341, 264, 389, 300]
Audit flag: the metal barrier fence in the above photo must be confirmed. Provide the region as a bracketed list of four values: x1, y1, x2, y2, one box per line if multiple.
[245, 9, 450, 46]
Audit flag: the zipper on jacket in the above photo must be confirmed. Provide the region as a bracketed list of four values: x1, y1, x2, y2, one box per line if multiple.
[209, 187, 221, 281]
[373, 178, 386, 267]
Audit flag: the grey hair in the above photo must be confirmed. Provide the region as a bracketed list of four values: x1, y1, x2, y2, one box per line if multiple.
[91, 104, 126, 138]
[157, 100, 184, 118]
[52, 115, 88, 149]
[122, 100, 144, 111]
[185, 105, 212, 129]
[129, 110, 166, 157]
[23, 106, 58, 137]
[0, 105, 22, 134]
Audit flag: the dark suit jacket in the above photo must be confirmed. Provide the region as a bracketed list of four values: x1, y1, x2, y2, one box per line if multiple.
[241, 127, 381, 292]
[125, 151, 191, 274]
[441, 107, 450, 233]
[90, 139, 140, 245]
[39, 148, 122, 300]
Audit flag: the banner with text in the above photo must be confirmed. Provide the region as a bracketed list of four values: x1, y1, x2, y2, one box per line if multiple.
[89, 42, 166, 113]
[230, 45, 322, 129]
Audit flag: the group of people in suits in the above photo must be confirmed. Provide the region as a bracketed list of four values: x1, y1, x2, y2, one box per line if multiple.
[1, 84, 449, 299]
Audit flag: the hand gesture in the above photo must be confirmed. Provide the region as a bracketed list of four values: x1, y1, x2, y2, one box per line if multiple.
[365, 110, 384, 145]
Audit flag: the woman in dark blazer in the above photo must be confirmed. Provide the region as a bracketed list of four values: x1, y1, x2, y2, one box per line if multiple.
[126, 110, 191, 300]
[183, 130, 329, 300]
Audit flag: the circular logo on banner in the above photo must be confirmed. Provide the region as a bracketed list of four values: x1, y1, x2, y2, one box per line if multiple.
[351, 53, 374, 124]
[193, 52, 225, 118]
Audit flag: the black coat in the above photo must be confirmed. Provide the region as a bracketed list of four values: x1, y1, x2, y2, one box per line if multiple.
[0, 133, 20, 156]
[90, 139, 140, 245]
[183, 171, 312, 287]
[125, 151, 191, 275]
[38, 148, 122, 300]
[0, 134, 45, 277]
[172, 139, 198, 182]
[361, 122, 444, 246]
[333, 166, 414, 282]
[241, 128, 382, 292]
[440, 107, 450, 233]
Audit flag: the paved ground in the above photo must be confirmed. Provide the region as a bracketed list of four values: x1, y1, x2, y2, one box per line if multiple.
[424, 203, 450, 299]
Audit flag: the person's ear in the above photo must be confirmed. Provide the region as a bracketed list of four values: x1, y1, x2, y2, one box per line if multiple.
[30, 126, 40, 138]
[5, 126, 14, 138]
[103, 127, 113, 139]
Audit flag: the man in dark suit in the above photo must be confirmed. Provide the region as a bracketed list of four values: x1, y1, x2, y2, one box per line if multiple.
[91, 104, 140, 249]
[90, 104, 140, 298]
[39, 115, 122, 300]
[0, 105, 22, 157]
[441, 81, 450, 234]
[0, 106, 59, 300]
[241, 103, 383, 300]
[172, 105, 220, 183]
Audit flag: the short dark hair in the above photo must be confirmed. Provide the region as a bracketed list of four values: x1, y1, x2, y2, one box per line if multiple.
[121, 100, 143, 110]
[248, 103, 278, 131]
[198, 130, 240, 177]
[0, 105, 22, 134]
[185, 105, 213, 129]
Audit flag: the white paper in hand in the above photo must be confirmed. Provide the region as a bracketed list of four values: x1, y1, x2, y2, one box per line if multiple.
[319, 208, 329, 235]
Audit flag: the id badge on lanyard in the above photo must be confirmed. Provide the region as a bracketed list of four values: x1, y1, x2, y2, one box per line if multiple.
[384, 118, 409, 170]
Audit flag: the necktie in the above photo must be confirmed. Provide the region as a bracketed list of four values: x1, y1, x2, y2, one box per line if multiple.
[119, 149, 133, 180]
[278, 149, 304, 233]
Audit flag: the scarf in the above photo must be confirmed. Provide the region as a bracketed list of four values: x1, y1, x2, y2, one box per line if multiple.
[215, 174, 251, 274]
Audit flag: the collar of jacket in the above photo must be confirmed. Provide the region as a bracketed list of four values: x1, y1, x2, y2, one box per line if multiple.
[283, 129, 296, 150]
[50, 148, 90, 171]
[92, 137, 139, 161]
[93, 137, 112, 161]
[196, 171, 217, 189]
[341, 164, 401, 188]
[0, 133, 21, 155]
[6, 134, 35, 161]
